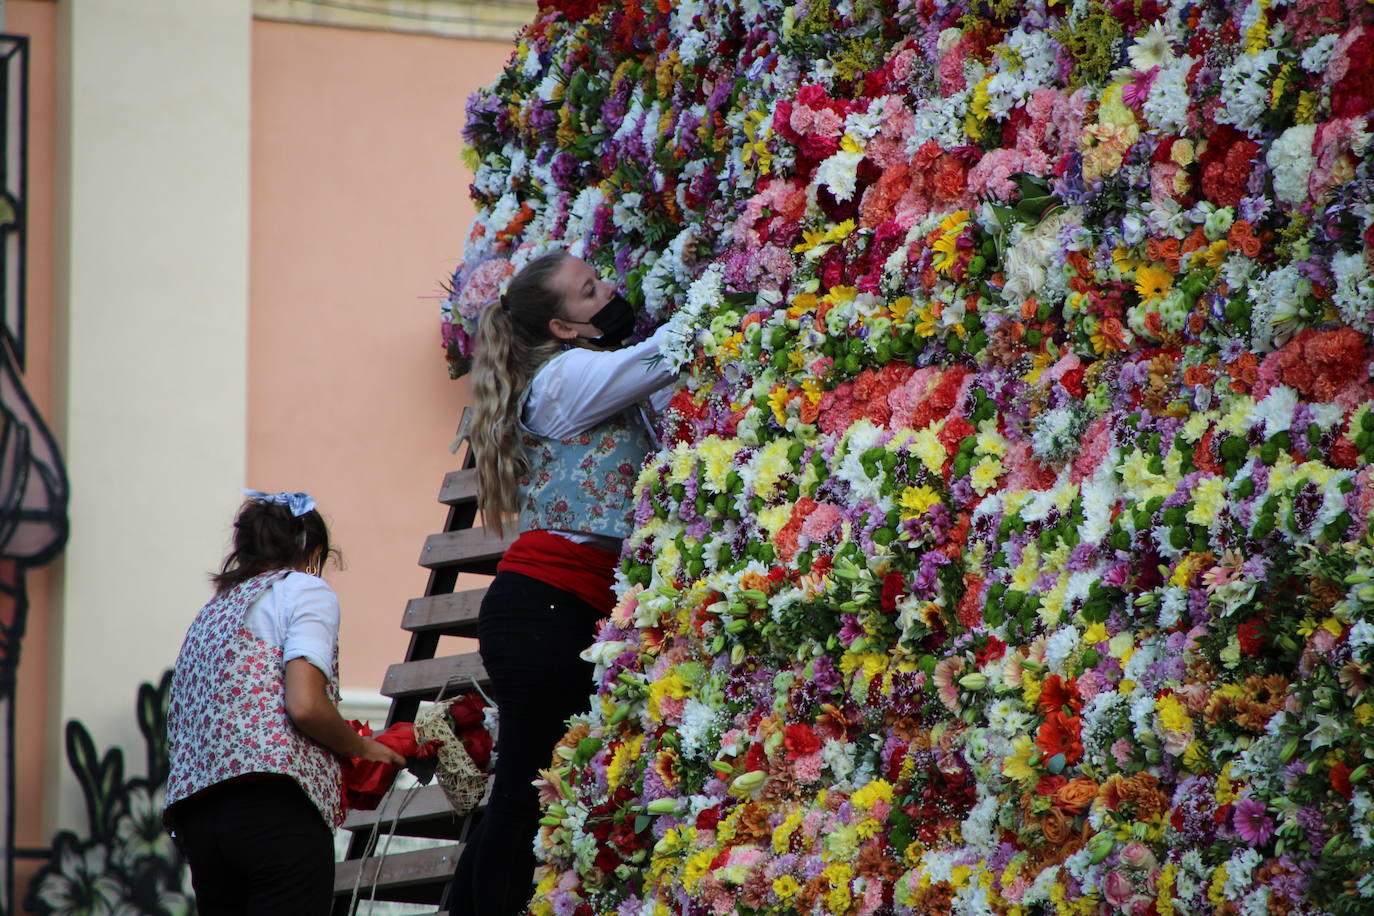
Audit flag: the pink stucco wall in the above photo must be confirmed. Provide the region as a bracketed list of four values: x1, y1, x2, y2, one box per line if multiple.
[9, 0, 59, 896]
[249, 21, 507, 694]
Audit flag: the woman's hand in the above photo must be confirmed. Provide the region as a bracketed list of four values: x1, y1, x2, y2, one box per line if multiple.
[356, 737, 406, 767]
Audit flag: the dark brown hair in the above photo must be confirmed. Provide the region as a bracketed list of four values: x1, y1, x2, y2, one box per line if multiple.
[211, 499, 339, 593]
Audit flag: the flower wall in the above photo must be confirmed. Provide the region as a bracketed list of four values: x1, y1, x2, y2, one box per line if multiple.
[443, 0, 1374, 913]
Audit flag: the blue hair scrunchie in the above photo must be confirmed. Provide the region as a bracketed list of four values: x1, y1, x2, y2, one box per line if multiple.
[240, 488, 316, 518]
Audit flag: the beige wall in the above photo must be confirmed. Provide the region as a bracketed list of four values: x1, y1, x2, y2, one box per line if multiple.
[249, 19, 504, 694]
[50, 0, 252, 834]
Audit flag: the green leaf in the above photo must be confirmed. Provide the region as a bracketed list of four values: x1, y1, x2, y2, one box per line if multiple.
[66, 720, 125, 841]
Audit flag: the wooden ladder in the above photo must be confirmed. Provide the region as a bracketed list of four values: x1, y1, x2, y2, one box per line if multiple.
[333, 409, 510, 915]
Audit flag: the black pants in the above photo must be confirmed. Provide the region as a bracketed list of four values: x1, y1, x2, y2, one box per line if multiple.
[447, 572, 603, 916]
[170, 776, 334, 916]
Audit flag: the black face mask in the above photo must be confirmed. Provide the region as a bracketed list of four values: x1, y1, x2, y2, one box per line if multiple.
[572, 293, 635, 349]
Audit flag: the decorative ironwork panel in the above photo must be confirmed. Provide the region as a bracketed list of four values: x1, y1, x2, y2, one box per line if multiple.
[0, 35, 26, 370]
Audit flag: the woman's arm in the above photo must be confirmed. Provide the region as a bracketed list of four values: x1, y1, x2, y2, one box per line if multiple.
[284, 659, 405, 765]
[525, 323, 677, 439]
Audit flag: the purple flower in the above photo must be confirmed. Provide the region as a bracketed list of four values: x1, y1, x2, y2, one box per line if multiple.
[1233, 798, 1274, 846]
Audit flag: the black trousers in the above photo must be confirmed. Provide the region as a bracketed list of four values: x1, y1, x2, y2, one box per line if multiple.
[170, 776, 334, 916]
[447, 571, 604, 916]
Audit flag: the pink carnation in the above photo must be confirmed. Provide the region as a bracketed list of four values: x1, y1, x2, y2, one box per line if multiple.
[1070, 419, 1113, 484]
[801, 502, 844, 542]
[792, 750, 824, 783]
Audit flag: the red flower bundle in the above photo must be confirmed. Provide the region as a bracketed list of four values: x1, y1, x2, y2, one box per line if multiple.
[447, 692, 494, 770]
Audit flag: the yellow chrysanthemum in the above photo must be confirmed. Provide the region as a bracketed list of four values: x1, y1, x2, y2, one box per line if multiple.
[823, 863, 855, 912]
[912, 426, 948, 475]
[970, 457, 1005, 494]
[607, 735, 646, 790]
[1186, 475, 1228, 527]
[647, 672, 688, 722]
[851, 778, 894, 810]
[1156, 693, 1192, 734]
[696, 437, 736, 489]
[900, 484, 942, 518]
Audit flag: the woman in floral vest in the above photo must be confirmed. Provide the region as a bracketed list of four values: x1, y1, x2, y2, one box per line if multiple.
[449, 251, 676, 915]
[163, 491, 403, 915]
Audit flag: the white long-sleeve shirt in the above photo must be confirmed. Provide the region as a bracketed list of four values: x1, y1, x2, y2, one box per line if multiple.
[243, 571, 339, 677]
[523, 324, 677, 439]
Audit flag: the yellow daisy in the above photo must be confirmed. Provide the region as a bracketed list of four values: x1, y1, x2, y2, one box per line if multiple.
[1135, 264, 1174, 300]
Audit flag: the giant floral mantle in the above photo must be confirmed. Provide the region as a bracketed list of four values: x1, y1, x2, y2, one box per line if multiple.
[442, 0, 1374, 913]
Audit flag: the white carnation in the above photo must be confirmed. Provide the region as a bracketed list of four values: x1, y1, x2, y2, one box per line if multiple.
[1142, 56, 1193, 133]
[1266, 124, 1317, 206]
[814, 148, 865, 202]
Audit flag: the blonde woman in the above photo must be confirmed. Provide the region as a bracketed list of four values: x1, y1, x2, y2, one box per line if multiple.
[448, 251, 676, 915]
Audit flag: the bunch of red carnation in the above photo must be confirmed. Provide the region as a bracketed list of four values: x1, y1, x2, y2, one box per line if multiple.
[447, 692, 494, 771]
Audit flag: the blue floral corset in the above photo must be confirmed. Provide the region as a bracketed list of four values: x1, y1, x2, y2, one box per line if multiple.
[517, 407, 656, 538]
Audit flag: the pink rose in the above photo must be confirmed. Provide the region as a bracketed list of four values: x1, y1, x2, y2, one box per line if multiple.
[1103, 870, 1135, 908]
[1119, 841, 1157, 872]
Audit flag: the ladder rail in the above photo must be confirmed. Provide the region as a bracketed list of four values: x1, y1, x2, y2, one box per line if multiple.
[335, 408, 495, 915]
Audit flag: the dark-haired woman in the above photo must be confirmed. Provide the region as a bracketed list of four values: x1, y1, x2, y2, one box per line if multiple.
[447, 251, 676, 915]
[163, 490, 403, 916]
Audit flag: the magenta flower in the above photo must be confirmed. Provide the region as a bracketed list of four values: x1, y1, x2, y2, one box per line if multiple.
[1120, 67, 1159, 109]
[1234, 798, 1275, 846]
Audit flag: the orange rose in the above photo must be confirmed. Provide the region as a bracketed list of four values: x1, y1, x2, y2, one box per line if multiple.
[1039, 808, 1070, 845]
[1054, 777, 1100, 814]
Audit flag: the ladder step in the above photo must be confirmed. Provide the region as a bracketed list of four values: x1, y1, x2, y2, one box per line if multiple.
[403, 590, 485, 637]
[333, 843, 460, 901]
[439, 468, 478, 506]
[419, 528, 514, 574]
[382, 652, 488, 701]
[343, 784, 485, 839]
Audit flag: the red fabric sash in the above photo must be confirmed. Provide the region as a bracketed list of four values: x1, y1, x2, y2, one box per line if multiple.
[497, 530, 620, 614]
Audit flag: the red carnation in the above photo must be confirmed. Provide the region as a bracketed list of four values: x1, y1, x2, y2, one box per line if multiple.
[1237, 619, 1265, 656]
[783, 723, 822, 760]
[1059, 365, 1087, 398]
[1331, 761, 1355, 800]
[1332, 27, 1374, 119]
[695, 806, 721, 830]
[1198, 126, 1259, 209]
[880, 571, 908, 614]
[1330, 433, 1359, 469]
[1261, 327, 1369, 401]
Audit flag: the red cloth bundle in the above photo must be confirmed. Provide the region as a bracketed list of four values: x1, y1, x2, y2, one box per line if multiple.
[340, 721, 443, 811]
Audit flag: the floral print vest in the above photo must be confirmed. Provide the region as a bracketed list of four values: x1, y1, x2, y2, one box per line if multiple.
[164, 570, 344, 827]
[517, 405, 656, 538]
